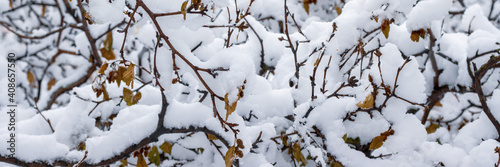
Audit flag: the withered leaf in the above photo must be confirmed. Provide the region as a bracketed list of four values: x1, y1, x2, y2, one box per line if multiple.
[426, 123, 440, 134]
[160, 141, 173, 155]
[123, 88, 141, 106]
[123, 64, 135, 87]
[369, 136, 385, 150]
[356, 94, 374, 109]
[47, 78, 57, 90]
[136, 154, 147, 167]
[381, 19, 390, 39]
[181, 1, 188, 20]
[225, 146, 236, 167]
[98, 62, 108, 74]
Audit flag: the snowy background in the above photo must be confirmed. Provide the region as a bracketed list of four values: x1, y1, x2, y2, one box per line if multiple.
[1, 0, 500, 166]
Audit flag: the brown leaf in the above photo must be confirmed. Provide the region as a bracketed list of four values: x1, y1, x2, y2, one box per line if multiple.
[369, 136, 385, 150]
[123, 88, 141, 106]
[435, 100, 443, 107]
[381, 19, 390, 39]
[237, 139, 244, 149]
[119, 158, 128, 167]
[47, 78, 57, 90]
[9, 0, 13, 8]
[136, 154, 147, 167]
[77, 142, 86, 151]
[27, 70, 36, 87]
[224, 93, 238, 121]
[41, 5, 46, 17]
[332, 161, 344, 167]
[334, 3, 342, 15]
[225, 146, 236, 167]
[303, 1, 310, 14]
[98, 62, 109, 74]
[116, 66, 127, 87]
[426, 123, 440, 134]
[356, 94, 374, 109]
[160, 141, 173, 155]
[123, 64, 135, 87]
[410, 30, 420, 42]
[181, 1, 188, 20]
[314, 58, 320, 66]
[101, 32, 115, 60]
[292, 142, 307, 166]
[207, 134, 218, 140]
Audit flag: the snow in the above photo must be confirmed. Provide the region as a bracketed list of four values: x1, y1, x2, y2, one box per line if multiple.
[406, 0, 453, 31]
[2, 0, 500, 166]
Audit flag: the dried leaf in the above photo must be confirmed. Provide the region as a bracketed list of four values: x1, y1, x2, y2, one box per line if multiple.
[332, 161, 344, 167]
[426, 123, 440, 134]
[224, 93, 238, 121]
[292, 142, 307, 166]
[435, 100, 443, 107]
[9, 0, 13, 9]
[117, 66, 127, 87]
[225, 146, 236, 167]
[181, 1, 188, 20]
[123, 64, 135, 87]
[369, 136, 385, 150]
[136, 154, 147, 167]
[207, 134, 218, 140]
[381, 19, 390, 39]
[237, 139, 244, 149]
[356, 94, 374, 109]
[148, 146, 161, 166]
[98, 62, 108, 74]
[47, 78, 56, 90]
[123, 88, 141, 106]
[101, 32, 115, 60]
[41, 5, 46, 17]
[301, 0, 312, 14]
[27, 70, 36, 87]
[77, 142, 86, 151]
[160, 141, 173, 155]
[314, 58, 320, 66]
[410, 30, 420, 42]
[334, 3, 342, 15]
[119, 158, 128, 167]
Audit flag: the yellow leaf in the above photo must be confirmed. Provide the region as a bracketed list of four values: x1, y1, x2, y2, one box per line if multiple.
[410, 30, 420, 42]
[225, 146, 236, 167]
[98, 62, 108, 74]
[356, 94, 374, 109]
[148, 146, 161, 166]
[369, 136, 385, 150]
[181, 1, 188, 20]
[426, 123, 440, 134]
[9, 0, 13, 8]
[136, 154, 147, 167]
[207, 134, 218, 140]
[123, 64, 135, 87]
[381, 19, 390, 39]
[27, 70, 36, 87]
[160, 141, 173, 155]
[47, 78, 57, 90]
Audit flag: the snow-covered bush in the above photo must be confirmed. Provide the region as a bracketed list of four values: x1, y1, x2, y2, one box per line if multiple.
[1, 0, 500, 166]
